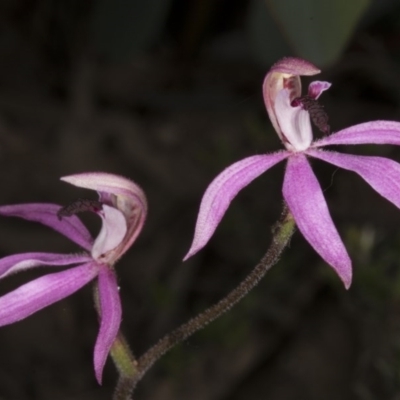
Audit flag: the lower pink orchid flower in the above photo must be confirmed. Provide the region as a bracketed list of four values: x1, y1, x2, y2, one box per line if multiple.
[0, 172, 147, 384]
[184, 57, 400, 289]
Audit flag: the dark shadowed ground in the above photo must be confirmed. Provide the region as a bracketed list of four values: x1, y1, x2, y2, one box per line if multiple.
[0, 1, 400, 399]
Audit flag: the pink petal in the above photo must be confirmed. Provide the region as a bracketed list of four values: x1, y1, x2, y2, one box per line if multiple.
[263, 57, 320, 141]
[307, 149, 400, 209]
[91, 205, 127, 262]
[313, 121, 400, 147]
[282, 154, 352, 288]
[184, 152, 289, 260]
[308, 81, 331, 99]
[0, 252, 92, 278]
[61, 173, 147, 260]
[0, 263, 98, 327]
[94, 267, 122, 384]
[0, 204, 93, 251]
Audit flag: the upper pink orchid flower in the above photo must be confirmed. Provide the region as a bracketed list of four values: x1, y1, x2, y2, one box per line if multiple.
[184, 57, 400, 289]
[0, 172, 147, 384]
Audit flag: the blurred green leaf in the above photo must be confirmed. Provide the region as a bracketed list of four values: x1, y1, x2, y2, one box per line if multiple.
[90, 0, 173, 62]
[246, 0, 292, 67]
[249, 0, 371, 67]
[266, 0, 371, 66]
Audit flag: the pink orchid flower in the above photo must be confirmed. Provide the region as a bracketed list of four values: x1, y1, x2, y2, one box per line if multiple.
[184, 57, 400, 289]
[0, 172, 147, 384]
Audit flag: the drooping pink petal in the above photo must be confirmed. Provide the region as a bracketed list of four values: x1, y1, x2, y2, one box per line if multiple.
[94, 267, 122, 384]
[0, 204, 93, 251]
[313, 121, 400, 147]
[263, 57, 320, 142]
[308, 81, 331, 99]
[0, 252, 92, 278]
[275, 89, 313, 151]
[282, 154, 352, 288]
[91, 205, 127, 262]
[307, 149, 400, 209]
[61, 173, 147, 260]
[184, 152, 289, 260]
[0, 263, 98, 327]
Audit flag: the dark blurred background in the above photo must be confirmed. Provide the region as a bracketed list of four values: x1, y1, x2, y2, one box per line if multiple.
[0, 0, 399, 399]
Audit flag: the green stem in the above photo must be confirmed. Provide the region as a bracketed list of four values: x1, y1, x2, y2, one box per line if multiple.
[132, 205, 295, 389]
[110, 332, 138, 378]
[110, 333, 138, 400]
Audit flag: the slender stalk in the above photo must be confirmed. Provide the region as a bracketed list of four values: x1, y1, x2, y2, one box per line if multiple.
[110, 333, 138, 378]
[132, 205, 295, 388]
[110, 333, 138, 400]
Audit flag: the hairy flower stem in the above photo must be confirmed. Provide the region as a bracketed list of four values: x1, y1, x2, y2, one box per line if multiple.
[132, 205, 295, 391]
[111, 333, 138, 400]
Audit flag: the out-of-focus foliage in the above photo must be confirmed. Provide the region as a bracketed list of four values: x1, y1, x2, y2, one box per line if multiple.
[267, 0, 370, 65]
[248, 0, 370, 67]
[90, 0, 174, 61]
[88, 0, 400, 68]
[246, 0, 292, 67]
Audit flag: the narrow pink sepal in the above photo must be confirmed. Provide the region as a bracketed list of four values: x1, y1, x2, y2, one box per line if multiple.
[282, 154, 352, 288]
[184, 152, 289, 260]
[94, 267, 122, 384]
[307, 149, 400, 209]
[0, 252, 92, 278]
[0, 203, 93, 251]
[0, 263, 98, 327]
[313, 121, 400, 147]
